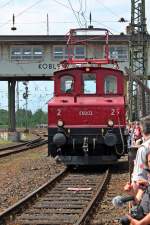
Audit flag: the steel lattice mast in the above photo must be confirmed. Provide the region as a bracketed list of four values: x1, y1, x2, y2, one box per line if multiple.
[128, 0, 148, 120]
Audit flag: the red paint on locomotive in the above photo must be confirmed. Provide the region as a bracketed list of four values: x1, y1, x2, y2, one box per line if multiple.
[48, 68, 126, 127]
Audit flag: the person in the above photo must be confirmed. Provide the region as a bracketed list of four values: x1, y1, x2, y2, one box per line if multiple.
[127, 121, 144, 174]
[133, 122, 143, 147]
[122, 117, 150, 225]
[124, 151, 150, 202]
[124, 179, 148, 203]
[131, 117, 150, 187]
[127, 212, 150, 225]
[123, 118, 149, 186]
[126, 151, 150, 225]
[127, 122, 135, 148]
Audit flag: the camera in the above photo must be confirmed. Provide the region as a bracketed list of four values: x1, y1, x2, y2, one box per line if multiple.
[120, 206, 145, 225]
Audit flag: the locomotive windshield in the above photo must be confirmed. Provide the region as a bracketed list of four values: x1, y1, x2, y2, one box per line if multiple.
[104, 75, 117, 94]
[60, 75, 74, 93]
[82, 73, 96, 94]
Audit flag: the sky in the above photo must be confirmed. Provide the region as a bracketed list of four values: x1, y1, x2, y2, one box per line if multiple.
[0, 0, 150, 113]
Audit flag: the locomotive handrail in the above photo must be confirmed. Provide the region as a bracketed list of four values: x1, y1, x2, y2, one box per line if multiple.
[66, 27, 111, 44]
[68, 27, 110, 32]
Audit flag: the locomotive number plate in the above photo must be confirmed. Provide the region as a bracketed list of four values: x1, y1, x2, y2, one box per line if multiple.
[79, 111, 93, 116]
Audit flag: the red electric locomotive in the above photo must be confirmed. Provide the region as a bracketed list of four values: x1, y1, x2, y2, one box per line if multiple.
[48, 27, 127, 165]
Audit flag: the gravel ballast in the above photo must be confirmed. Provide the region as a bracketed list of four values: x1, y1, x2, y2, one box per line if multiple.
[0, 145, 65, 213]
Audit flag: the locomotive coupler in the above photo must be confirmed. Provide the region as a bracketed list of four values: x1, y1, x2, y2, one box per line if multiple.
[82, 137, 89, 154]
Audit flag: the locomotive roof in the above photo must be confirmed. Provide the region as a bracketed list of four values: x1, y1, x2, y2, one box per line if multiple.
[54, 66, 124, 75]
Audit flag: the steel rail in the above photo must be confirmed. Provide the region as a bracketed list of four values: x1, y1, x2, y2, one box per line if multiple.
[0, 168, 110, 225]
[0, 168, 67, 225]
[0, 137, 42, 151]
[74, 169, 110, 225]
[0, 138, 47, 158]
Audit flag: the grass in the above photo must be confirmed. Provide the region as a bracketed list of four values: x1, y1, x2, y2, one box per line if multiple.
[0, 125, 8, 129]
[0, 139, 13, 146]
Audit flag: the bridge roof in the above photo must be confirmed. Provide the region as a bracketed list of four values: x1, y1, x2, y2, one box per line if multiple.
[0, 34, 129, 44]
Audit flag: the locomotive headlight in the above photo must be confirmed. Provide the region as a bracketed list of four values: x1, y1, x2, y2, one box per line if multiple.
[85, 67, 90, 72]
[107, 119, 114, 127]
[57, 119, 64, 127]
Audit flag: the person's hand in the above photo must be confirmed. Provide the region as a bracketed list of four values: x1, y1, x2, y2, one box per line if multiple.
[124, 182, 135, 195]
[124, 182, 132, 191]
[135, 188, 144, 203]
[135, 139, 142, 146]
[137, 179, 148, 189]
[127, 215, 141, 225]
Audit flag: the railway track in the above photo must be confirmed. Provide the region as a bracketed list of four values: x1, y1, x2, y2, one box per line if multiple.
[0, 137, 48, 158]
[0, 168, 110, 225]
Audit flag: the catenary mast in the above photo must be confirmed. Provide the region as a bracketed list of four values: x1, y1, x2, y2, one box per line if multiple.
[128, 0, 149, 120]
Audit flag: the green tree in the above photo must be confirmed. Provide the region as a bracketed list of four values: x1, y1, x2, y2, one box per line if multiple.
[32, 109, 47, 126]
[0, 108, 47, 129]
[0, 109, 8, 127]
[16, 108, 32, 128]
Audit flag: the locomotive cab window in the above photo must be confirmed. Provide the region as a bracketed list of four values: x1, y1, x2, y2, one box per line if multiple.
[104, 76, 117, 94]
[82, 73, 96, 94]
[60, 75, 74, 93]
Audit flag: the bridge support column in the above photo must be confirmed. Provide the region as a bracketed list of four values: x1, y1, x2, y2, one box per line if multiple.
[8, 80, 16, 131]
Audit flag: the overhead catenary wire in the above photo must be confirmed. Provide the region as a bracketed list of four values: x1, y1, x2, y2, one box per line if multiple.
[94, 0, 129, 32]
[0, 0, 45, 28]
[95, 0, 122, 19]
[0, 0, 83, 30]
[83, 0, 87, 14]
[0, 0, 12, 8]
[51, 0, 72, 10]
[15, 0, 44, 17]
[0, 0, 130, 33]
[74, 0, 116, 33]
[77, 0, 88, 27]
[16, 81, 53, 112]
[78, 0, 82, 13]
[80, 0, 87, 27]
[67, 0, 82, 27]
